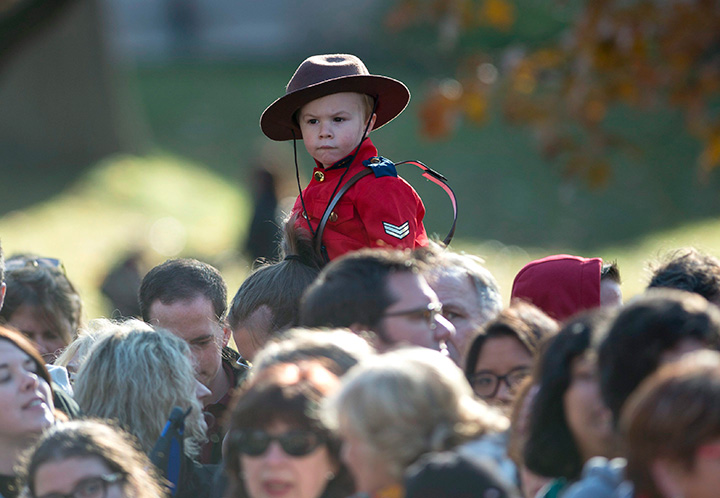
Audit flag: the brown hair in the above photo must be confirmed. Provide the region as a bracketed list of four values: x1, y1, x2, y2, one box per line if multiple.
[0, 326, 52, 387]
[464, 301, 558, 377]
[621, 350, 720, 498]
[225, 361, 353, 498]
[19, 420, 165, 498]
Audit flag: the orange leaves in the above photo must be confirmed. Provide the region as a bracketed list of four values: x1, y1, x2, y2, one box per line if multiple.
[699, 128, 720, 174]
[393, 0, 720, 185]
[419, 81, 462, 139]
[419, 67, 494, 140]
[384, 0, 518, 36]
[479, 0, 516, 31]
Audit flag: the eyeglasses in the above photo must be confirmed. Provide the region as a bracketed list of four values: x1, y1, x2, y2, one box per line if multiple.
[5, 256, 65, 274]
[231, 429, 325, 457]
[383, 302, 443, 329]
[34, 473, 125, 498]
[468, 367, 531, 399]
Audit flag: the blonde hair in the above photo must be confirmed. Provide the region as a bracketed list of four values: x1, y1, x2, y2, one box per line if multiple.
[54, 320, 114, 374]
[324, 347, 508, 480]
[73, 319, 207, 457]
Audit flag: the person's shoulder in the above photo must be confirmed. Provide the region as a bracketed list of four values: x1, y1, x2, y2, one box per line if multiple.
[562, 458, 631, 498]
[221, 346, 251, 385]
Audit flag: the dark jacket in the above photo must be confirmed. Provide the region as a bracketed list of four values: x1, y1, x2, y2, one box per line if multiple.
[199, 347, 250, 464]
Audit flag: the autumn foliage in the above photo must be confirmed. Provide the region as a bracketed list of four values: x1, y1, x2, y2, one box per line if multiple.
[387, 0, 720, 187]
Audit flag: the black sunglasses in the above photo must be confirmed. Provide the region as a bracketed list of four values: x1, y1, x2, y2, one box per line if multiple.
[232, 429, 324, 457]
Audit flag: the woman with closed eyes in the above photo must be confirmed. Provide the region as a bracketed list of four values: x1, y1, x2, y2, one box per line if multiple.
[0, 327, 57, 498]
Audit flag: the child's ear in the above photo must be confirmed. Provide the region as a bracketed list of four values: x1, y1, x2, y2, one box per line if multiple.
[367, 113, 377, 132]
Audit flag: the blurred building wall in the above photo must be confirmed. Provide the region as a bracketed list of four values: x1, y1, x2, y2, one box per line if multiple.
[102, 0, 386, 61]
[0, 0, 146, 174]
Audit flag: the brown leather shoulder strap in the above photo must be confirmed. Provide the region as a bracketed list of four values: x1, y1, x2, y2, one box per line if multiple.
[314, 168, 372, 263]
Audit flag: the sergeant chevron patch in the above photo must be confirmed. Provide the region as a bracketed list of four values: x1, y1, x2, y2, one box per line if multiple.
[383, 221, 410, 240]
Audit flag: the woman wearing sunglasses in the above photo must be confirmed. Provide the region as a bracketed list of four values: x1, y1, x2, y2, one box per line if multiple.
[18, 420, 164, 498]
[225, 360, 353, 498]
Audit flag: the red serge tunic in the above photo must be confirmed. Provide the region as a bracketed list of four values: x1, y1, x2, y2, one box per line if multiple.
[291, 138, 428, 261]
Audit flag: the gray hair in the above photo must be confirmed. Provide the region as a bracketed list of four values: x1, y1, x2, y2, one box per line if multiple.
[425, 249, 502, 323]
[251, 327, 376, 376]
[324, 347, 508, 481]
[74, 319, 207, 457]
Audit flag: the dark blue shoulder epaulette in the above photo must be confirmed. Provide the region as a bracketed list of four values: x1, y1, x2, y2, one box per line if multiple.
[362, 156, 398, 178]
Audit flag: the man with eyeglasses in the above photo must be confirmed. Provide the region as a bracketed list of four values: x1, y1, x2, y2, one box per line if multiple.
[300, 248, 457, 358]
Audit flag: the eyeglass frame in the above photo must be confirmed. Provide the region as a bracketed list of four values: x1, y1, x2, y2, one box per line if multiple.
[468, 366, 531, 399]
[382, 302, 444, 330]
[33, 472, 125, 498]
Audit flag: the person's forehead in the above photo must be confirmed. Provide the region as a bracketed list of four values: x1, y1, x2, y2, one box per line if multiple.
[148, 295, 220, 338]
[300, 92, 365, 115]
[0, 339, 31, 363]
[386, 271, 435, 307]
[430, 272, 476, 305]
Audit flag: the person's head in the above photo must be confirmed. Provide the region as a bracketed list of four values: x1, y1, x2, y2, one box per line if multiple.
[229, 222, 321, 361]
[225, 360, 353, 498]
[418, 245, 503, 361]
[139, 258, 231, 392]
[260, 53, 410, 143]
[73, 319, 207, 457]
[19, 420, 164, 498]
[511, 254, 614, 321]
[622, 350, 720, 498]
[0, 256, 83, 362]
[464, 302, 558, 411]
[298, 92, 376, 168]
[251, 327, 376, 377]
[0, 326, 55, 454]
[647, 248, 720, 305]
[524, 308, 618, 480]
[301, 249, 455, 355]
[324, 347, 508, 494]
[599, 288, 720, 426]
[53, 321, 115, 385]
[600, 260, 623, 307]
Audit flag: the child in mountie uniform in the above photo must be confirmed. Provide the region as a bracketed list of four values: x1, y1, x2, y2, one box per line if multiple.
[260, 53, 429, 262]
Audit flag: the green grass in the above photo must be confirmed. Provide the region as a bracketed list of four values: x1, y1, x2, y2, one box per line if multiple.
[1, 151, 718, 320]
[0, 154, 250, 319]
[130, 61, 720, 251]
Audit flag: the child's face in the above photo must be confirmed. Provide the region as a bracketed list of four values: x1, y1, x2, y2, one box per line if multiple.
[298, 92, 375, 168]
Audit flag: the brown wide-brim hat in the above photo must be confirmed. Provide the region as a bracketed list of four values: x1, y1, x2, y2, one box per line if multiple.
[260, 54, 411, 141]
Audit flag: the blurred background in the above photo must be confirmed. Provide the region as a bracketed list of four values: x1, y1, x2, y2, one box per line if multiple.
[2, 0, 720, 319]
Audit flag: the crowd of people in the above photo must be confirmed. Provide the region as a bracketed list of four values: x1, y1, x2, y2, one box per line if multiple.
[2, 235, 720, 498]
[4, 52, 720, 498]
